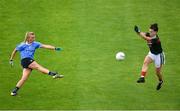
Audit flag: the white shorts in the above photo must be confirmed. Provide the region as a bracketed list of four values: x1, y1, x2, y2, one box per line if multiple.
[148, 51, 165, 68]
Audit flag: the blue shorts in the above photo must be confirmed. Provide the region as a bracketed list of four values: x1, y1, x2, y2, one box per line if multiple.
[21, 58, 34, 68]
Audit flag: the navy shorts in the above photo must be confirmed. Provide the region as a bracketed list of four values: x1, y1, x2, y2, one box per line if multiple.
[21, 58, 34, 68]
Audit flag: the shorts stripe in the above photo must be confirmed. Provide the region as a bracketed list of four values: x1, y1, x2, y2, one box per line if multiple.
[163, 53, 165, 64]
[160, 53, 165, 65]
[160, 53, 162, 65]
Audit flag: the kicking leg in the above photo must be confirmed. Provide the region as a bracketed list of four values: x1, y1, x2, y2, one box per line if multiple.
[28, 61, 63, 78]
[29, 61, 49, 74]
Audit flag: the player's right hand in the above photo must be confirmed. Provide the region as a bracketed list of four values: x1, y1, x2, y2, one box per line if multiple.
[55, 47, 63, 51]
[9, 60, 13, 67]
[145, 32, 150, 36]
[134, 25, 141, 33]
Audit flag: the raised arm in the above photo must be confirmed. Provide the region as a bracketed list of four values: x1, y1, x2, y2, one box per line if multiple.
[138, 32, 151, 41]
[134, 25, 151, 41]
[40, 44, 62, 51]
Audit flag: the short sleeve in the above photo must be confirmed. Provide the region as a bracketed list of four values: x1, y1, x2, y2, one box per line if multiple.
[15, 43, 25, 51]
[34, 42, 42, 49]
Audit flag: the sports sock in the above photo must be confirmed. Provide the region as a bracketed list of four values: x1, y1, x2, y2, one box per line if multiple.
[158, 78, 163, 81]
[48, 71, 57, 76]
[159, 80, 163, 83]
[141, 71, 146, 78]
[12, 87, 19, 93]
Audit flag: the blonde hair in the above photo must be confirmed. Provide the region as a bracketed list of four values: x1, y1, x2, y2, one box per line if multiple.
[24, 32, 35, 42]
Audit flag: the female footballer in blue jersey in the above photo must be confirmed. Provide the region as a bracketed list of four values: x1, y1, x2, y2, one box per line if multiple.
[134, 23, 165, 90]
[9, 32, 64, 96]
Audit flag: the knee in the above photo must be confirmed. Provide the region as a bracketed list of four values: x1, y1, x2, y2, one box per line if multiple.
[156, 68, 161, 74]
[34, 66, 43, 72]
[30, 64, 39, 70]
[34, 66, 39, 70]
[143, 61, 149, 66]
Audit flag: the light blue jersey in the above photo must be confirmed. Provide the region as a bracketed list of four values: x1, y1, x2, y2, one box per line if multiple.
[16, 41, 42, 60]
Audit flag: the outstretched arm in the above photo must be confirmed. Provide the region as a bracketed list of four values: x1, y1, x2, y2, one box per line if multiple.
[41, 44, 62, 51]
[134, 25, 151, 41]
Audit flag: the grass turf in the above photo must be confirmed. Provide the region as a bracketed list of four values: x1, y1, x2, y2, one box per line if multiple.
[0, 0, 180, 110]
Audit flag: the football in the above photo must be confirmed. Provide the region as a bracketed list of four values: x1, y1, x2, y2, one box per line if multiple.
[116, 52, 125, 60]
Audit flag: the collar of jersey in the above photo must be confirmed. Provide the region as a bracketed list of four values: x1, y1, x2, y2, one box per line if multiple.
[151, 35, 157, 39]
[25, 42, 33, 45]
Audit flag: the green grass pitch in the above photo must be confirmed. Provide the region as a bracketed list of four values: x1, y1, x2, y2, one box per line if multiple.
[0, 0, 180, 110]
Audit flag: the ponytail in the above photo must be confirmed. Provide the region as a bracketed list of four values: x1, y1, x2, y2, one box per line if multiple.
[24, 32, 29, 43]
[23, 32, 34, 43]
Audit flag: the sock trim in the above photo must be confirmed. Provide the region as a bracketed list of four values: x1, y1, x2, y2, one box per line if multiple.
[141, 71, 146, 77]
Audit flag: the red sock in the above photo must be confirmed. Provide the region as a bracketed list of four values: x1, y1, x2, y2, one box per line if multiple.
[141, 71, 146, 77]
